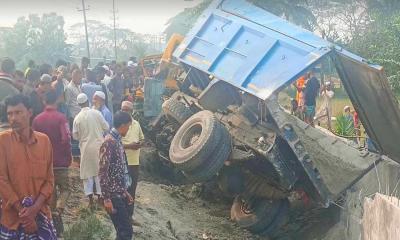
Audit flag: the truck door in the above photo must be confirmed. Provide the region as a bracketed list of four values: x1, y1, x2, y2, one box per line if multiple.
[334, 50, 400, 163]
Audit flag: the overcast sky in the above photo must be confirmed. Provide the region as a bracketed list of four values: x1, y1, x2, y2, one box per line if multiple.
[0, 0, 202, 34]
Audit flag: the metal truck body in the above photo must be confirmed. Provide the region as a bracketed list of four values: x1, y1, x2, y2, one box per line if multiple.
[139, 0, 400, 236]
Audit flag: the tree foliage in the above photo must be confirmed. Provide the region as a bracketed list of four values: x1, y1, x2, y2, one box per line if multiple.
[69, 20, 159, 61]
[335, 114, 355, 137]
[348, 11, 400, 94]
[0, 13, 70, 68]
[164, 0, 316, 39]
[251, 0, 316, 30]
[164, 0, 212, 39]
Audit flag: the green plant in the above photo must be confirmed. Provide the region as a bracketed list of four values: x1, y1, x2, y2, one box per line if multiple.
[334, 114, 355, 137]
[63, 213, 112, 240]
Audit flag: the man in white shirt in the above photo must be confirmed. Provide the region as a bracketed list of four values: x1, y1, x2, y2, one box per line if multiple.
[65, 69, 83, 124]
[73, 93, 109, 208]
[315, 82, 335, 130]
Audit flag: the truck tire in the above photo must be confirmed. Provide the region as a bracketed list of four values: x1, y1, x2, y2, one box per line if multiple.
[260, 198, 290, 237]
[169, 110, 225, 171]
[231, 196, 288, 234]
[162, 98, 192, 124]
[217, 166, 246, 197]
[183, 127, 232, 182]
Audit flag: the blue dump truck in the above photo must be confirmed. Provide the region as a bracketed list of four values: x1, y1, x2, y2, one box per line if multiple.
[139, 0, 400, 236]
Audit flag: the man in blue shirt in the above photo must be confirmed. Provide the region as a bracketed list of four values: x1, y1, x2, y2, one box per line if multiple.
[93, 91, 113, 128]
[82, 70, 102, 106]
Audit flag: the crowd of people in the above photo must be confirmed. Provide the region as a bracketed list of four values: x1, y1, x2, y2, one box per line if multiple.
[291, 69, 363, 145]
[291, 70, 335, 129]
[0, 56, 144, 240]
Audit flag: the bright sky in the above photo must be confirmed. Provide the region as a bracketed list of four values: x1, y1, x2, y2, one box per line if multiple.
[0, 0, 202, 34]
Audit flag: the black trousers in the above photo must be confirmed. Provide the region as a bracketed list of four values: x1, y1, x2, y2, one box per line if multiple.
[127, 165, 139, 199]
[127, 165, 139, 217]
[110, 197, 133, 240]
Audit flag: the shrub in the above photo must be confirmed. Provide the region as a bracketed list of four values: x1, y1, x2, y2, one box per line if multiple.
[334, 114, 355, 137]
[63, 213, 112, 240]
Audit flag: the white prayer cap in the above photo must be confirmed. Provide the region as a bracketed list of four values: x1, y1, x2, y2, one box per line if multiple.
[94, 91, 106, 100]
[103, 65, 110, 72]
[77, 93, 88, 104]
[121, 101, 133, 110]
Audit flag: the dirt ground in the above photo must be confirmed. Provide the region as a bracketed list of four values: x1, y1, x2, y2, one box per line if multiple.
[63, 148, 263, 240]
[62, 147, 345, 240]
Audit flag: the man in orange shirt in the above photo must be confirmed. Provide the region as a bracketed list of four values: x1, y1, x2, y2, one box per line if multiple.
[0, 94, 56, 239]
[294, 75, 306, 120]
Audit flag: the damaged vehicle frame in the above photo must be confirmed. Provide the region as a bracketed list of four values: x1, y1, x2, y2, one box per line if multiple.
[141, 0, 400, 236]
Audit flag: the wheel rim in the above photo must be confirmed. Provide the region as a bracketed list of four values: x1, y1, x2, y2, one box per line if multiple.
[241, 198, 256, 215]
[179, 122, 203, 150]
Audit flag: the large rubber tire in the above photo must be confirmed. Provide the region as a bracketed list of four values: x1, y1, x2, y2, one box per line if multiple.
[183, 127, 232, 183]
[217, 166, 246, 197]
[162, 98, 192, 124]
[169, 110, 225, 171]
[231, 196, 289, 234]
[260, 198, 290, 237]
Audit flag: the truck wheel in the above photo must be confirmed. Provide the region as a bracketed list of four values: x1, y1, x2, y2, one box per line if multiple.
[217, 166, 246, 197]
[183, 127, 232, 182]
[260, 198, 290, 237]
[162, 98, 192, 124]
[169, 110, 226, 171]
[231, 196, 289, 234]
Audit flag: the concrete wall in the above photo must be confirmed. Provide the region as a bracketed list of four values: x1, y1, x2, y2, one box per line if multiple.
[323, 159, 400, 240]
[363, 193, 400, 240]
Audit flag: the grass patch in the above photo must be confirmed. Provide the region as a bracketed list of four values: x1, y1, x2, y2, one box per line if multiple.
[63, 210, 112, 240]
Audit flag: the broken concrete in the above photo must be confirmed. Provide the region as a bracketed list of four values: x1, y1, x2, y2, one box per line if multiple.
[322, 159, 400, 240]
[362, 193, 400, 240]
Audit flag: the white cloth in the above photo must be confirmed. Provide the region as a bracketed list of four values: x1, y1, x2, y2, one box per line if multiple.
[94, 91, 106, 100]
[316, 90, 334, 118]
[101, 76, 113, 113]
[83, 176, 102, 196]
[73, 107, 109, 180]
[65, 82, 82, 118]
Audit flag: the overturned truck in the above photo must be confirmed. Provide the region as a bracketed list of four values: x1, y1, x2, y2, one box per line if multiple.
[139, 0, 400, 236]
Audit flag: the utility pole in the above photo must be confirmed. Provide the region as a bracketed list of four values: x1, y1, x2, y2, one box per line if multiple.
[112, 0, 118, 61]
[78, 0, 91, 60]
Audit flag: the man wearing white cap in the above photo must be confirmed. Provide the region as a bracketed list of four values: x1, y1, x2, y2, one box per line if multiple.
[73, 93, 109, 208]
[93, 91, 113, 128]
[102, 65, 114, 113]
[121, 100, 144, 225]
[315, 81, 334, 130]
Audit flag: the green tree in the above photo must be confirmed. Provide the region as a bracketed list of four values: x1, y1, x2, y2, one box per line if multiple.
[69, 21, 159, 62]
[164, 0, 316, 39]
[251, 0, 316, 30]
[1, 13, 70, 68]
[164, 0, 212, 39]
[348, 11, 400, 94]
[367, 0, 400, 13]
